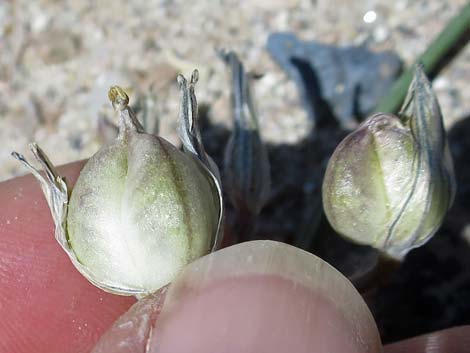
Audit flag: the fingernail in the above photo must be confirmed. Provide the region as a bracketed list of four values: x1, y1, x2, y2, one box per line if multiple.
[91, 290, 166, 353]
[93, 241, 382, 353]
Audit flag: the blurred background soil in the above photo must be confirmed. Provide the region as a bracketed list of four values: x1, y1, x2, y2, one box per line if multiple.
[1, 0, 469, 344]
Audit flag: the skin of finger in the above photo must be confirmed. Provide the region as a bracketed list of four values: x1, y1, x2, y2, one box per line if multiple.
[0, 162, 135, 353]
[93, 287, 470, 353]
[92, 289, 167, 353]
[383, 326, 470, 353]
[93, 241, 383, 353]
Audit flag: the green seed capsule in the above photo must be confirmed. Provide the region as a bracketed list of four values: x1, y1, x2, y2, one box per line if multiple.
[322, 65, 455, 260]
[13, 72, 223, 296]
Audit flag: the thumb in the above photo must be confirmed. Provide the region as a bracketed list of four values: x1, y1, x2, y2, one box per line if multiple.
[92, 240, 382, 353]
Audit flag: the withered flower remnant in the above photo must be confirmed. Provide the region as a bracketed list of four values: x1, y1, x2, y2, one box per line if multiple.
[220, 50, 271, 217]
[322, 65, 455, 260]
[12, 71, 223, 297]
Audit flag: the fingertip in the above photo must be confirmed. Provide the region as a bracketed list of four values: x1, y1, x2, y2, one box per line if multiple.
[0, 161, 135, 353]
[93, 241, 382, 353]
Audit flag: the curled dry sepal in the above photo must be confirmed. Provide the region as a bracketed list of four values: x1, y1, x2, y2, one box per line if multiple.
[12, 71, 224, 297]
[322, 65, 455, 260]
[220, 50, 271, 217]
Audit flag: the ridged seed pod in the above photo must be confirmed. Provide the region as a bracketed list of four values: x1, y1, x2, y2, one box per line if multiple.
[13, 71, 223, 296]
[322, 65, 455, 260]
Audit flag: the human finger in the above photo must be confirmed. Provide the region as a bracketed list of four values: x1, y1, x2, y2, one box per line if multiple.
[92, 240, 382, 353]
[384, 326, 470, 353]
[0, 162, 135, 353]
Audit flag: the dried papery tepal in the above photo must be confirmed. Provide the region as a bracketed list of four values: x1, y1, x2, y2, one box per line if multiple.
[219, 50, 271, 217]
[12, 71, 223, 297]
[322, 65, 455, 261]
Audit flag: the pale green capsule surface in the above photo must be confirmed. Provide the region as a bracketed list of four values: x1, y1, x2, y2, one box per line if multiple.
[12, 74, 223, 297]
[67, 130, 219, 294]
[322, 66, 455, 259]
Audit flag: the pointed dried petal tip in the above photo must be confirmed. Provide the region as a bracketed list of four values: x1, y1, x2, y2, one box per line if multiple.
[176, 70, 208, 167]
[176, 70, 224, 249]
[322, 66, 455, 260]
[220, 50, 271, 217]
[13, 78, 224, 297]
[399, 64, 456, 204]
[11, 143, 68, 238]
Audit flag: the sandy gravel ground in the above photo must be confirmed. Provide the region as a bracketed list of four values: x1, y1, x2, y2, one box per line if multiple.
[0, 0, 468, 180]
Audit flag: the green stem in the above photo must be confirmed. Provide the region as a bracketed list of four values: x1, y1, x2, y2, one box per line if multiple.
[375, 4, 470, 114]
